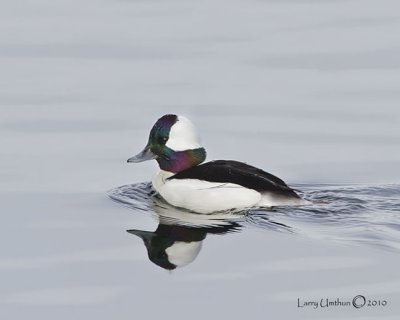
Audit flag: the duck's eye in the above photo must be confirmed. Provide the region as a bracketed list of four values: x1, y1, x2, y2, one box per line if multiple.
[159, 136, 168, 144]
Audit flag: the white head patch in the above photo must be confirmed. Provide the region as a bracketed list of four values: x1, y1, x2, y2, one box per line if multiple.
[166, 116, 202, 151]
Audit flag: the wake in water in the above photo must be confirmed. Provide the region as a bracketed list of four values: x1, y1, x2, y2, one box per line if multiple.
[108, 182, 400, 252]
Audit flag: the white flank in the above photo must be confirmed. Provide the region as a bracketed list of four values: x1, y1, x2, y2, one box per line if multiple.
[165, 241, 202, 268]
[153, 170, 261, 213]
[165, 116, 202, 151]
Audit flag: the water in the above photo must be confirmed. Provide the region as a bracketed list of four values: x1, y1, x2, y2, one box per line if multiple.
[1, 0, 400, 319]
[250, 184, 400, 251]
[109, 182, 400, 269]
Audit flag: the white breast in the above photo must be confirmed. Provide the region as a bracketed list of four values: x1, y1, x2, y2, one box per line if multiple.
[152, 170, 261, 213]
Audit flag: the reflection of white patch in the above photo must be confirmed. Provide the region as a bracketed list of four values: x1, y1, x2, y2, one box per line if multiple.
[165, 241, 202, 268]
[166, 116, 202, 151]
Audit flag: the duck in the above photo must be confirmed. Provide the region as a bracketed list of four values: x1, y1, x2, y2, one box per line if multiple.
[127, 114, 309, 213]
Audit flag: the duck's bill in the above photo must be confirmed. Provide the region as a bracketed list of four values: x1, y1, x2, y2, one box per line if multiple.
[127, 229, 154, 240]
[127, 146, 157, 163]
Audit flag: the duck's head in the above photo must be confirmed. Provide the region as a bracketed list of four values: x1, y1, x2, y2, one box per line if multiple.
[127, 114, 206, 173]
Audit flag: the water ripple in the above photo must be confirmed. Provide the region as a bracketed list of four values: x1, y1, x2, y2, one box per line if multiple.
[108, 183, 400, 252]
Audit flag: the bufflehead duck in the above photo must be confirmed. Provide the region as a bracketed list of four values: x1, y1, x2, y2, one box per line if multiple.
[128, 114, 309, 213]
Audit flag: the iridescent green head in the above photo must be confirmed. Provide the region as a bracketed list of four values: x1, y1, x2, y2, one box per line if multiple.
[127, 114, 206, 173]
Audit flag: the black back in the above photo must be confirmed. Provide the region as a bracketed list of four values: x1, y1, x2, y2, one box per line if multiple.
[169, 160, 299, 197]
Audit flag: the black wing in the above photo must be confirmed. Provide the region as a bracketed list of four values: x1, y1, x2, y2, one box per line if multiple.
[169, 160, 299, 196]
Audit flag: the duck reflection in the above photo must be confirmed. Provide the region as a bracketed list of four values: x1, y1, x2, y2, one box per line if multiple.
[124, 187, 243, 270]
[128, 221, 240, 270]
[110, 182, 290, 270]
